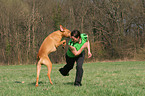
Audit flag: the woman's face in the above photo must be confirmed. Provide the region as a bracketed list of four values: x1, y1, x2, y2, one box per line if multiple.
[71, 36, 80, 43]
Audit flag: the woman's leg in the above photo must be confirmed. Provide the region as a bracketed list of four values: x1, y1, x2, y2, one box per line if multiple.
[74, 51, 85, 85]
[59, 54, 75, 76]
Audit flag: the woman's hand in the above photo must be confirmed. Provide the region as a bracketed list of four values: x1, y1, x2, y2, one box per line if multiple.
[88, 52, 92, 58]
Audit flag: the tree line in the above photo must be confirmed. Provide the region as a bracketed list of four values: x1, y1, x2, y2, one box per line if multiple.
[0, 0, 144, 65]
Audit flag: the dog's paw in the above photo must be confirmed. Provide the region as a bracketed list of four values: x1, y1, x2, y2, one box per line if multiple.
[62, 46, 65, 49]
[62, 44, 66, 49]
[35, 84, 38, 87]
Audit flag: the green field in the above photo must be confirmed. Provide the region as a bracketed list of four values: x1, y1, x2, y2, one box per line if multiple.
[0, 61, 145, 96]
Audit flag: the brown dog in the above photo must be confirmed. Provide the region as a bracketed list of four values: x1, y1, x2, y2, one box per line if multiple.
[35, 25, 71, 87]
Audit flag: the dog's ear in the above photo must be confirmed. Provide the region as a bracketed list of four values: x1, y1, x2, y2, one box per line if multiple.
[60, 25, 66, 32]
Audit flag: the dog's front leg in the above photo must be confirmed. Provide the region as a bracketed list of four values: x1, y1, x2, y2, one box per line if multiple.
[62, 40, 66, 48]
[56, 40, 66, 48]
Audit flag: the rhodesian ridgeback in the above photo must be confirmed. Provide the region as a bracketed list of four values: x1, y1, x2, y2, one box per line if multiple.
[35, 25, 71, 87]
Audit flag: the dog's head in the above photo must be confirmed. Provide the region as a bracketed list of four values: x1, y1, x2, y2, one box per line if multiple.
[60, 25, 71, 37]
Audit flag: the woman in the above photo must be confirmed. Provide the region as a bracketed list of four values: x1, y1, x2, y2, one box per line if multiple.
[59, 30, 92, 86]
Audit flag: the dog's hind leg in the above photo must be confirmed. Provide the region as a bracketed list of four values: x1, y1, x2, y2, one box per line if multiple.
[47, 62, 53, 85]
[47, 57, 53, 85]
[36, 60, 41, 87]
[42, 56, 53, 85]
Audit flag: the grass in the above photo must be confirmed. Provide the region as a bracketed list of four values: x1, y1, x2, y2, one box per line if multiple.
[0, 61, 145, 96]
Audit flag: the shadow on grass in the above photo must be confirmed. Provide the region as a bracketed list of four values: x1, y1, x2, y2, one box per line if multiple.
[63, 82, 74, 85]
[15, 81, 22, 83]
[29, 81, 44, 86]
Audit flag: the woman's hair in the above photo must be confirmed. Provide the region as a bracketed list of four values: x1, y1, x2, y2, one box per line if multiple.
[71, 30, 81, 38]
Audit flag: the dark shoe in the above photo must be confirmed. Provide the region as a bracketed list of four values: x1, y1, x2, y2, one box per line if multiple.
[74, 83, 82, 86]
[59, 68, 69, 76]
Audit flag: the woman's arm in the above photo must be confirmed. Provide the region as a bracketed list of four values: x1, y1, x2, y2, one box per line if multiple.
[69, 42, 88, 56]
[69, 41, 92, 58]
[69, 35, 92, 58]
[87, 40, 92, 58]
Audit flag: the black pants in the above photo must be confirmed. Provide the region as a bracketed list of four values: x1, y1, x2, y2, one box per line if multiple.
[60, 51, 85, 84]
